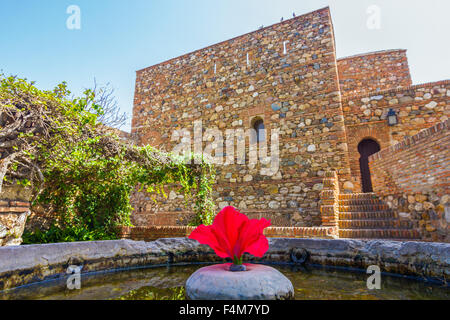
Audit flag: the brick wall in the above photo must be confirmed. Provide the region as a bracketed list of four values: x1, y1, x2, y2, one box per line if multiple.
[369, 120, 450, 242]
[119, 225, 336, 242]
[337, 49, 412, 98]
[131, 7, 352, 227]
[319, 171, 340, 227]
[343, 80, 450, 191]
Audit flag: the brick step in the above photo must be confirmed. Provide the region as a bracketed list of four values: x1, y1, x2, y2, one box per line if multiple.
[324, 171, 337, 178]
[320, 199, 336, 206]
[339, 199, 384, 206]
[339, 204, 389, 212]
[339, 229, 420, 239]
[323, 178, 338, 188]
[339, 219, 413, 229]
[320, 190, 338, 199]
[339, 193, 377, 200]
[339, 211, 397, 220]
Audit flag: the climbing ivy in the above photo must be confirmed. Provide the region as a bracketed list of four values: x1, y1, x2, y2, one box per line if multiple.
[24, 142, 216, 244]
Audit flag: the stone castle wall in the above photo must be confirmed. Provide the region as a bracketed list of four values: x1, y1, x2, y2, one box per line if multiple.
[132, 7, 352, 227]
[369, 119, 450, 242]
[343, 80, 450, 191]
[130, 6, 449, 230]
[337, 49, 412, 98]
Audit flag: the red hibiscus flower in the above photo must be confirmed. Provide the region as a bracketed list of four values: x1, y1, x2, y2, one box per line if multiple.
[188, 206, 271, 265]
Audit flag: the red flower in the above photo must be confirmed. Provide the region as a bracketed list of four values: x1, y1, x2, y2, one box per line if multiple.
[188, 206, 271, 264]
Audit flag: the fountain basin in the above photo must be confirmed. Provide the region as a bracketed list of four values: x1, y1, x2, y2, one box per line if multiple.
[1, 263, 449, 300]
[0, 238, 449, 292]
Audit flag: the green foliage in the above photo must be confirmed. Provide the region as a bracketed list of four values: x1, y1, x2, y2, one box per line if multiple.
[24, 136, 136, 243]
[133, 150, 216, 227]
[185, 156, 216, 226]
[22, 224, 116, 244]
[1, 75, 216, 244]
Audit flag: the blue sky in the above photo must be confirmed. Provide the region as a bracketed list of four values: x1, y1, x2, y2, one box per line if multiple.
[1, 0, 449, 131]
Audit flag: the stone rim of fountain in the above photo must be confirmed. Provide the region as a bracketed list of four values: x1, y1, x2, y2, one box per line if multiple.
[0, 237, 449, 292]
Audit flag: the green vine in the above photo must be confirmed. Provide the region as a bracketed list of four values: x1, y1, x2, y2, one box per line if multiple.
[24, 143, 216, 244]
[132, 149, 217, 227]
[0, 75, 216, 244]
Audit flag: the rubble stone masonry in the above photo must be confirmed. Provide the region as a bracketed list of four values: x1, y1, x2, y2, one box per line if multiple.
[343, 80, 450, 191]
[131, 6, 449, 234]
[369, 120, 450, 242]
[337, 49, 412, 98]
[132, 7, 352, 227]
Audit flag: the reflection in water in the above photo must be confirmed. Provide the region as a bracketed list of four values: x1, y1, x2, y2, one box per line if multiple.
[1, 264, 448, 300]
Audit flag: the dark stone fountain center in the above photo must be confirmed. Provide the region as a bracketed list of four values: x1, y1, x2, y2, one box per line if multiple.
[185, 263, 294, 300]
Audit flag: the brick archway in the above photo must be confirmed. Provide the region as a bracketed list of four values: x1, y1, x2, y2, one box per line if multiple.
[345, 123, 391, 192]
[358, 138, 381, 192]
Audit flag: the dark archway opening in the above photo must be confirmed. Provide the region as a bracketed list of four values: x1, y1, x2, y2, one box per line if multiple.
[358, 139, 381, 193]
[253, 118, 265, 143]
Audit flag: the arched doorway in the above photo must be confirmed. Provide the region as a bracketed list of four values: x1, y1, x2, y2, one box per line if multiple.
[358, 139, 381, 193]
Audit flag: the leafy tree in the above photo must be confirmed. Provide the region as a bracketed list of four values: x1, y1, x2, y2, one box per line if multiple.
[0, 75, 215, 244]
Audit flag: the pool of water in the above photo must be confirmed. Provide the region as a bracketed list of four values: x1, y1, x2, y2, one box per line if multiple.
[1, 264, 448, 300]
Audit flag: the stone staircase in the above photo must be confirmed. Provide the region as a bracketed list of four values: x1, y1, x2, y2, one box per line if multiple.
[338, 193, 420, 240]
